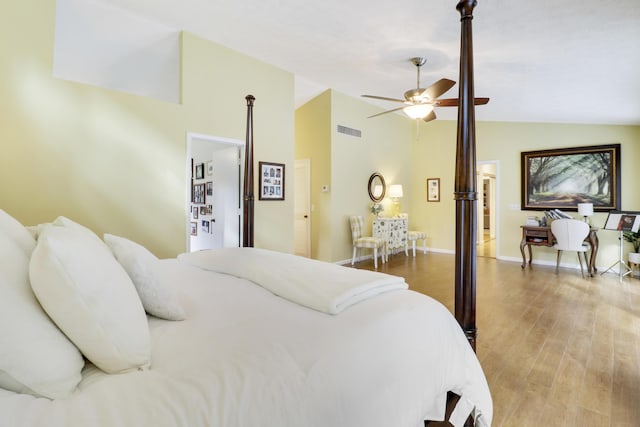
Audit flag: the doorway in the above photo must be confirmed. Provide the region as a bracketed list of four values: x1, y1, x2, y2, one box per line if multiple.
[477, 161, 498, 258]
[186, 133, 244, 252]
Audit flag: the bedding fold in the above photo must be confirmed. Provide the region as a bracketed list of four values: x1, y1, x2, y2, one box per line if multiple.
[177, 248, 408, 314]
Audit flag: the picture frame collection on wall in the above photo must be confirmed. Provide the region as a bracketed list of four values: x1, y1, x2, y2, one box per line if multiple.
[190, 159, 215, 236]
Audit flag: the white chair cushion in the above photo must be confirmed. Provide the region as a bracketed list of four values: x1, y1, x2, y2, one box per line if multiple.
[0, 210, 84, 399]
[30, 218, 151, 374]
[407, 231, 426, 240]
[355, 237, 384, 248]
[104, 234, 185, 321]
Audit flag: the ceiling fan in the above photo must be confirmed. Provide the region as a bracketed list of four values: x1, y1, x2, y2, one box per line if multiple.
[361, 57, 489, 122]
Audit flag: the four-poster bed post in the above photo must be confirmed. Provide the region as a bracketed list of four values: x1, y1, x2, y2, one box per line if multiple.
[454, 0, 479, 351]
[243, 94, 255, 247]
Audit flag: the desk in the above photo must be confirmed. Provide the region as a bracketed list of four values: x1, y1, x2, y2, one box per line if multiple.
[520, 225, 599, 276]
[373, 217, 407, 259]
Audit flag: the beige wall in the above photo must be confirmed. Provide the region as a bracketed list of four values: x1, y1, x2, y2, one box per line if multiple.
[295, 89, 413, 262]
[411, 120, 640, 269]
[1, 1, 294, 258]
[296, 89, 640, 269]
[295, 90, 332, 260]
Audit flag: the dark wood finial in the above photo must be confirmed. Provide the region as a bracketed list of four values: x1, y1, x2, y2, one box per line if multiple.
[245, 94, 255, 106]
[456, 0, 477, 18]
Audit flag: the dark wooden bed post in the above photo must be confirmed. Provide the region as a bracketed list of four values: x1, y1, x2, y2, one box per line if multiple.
[243, 95, 255, 247]
[454, 0, 478, 352]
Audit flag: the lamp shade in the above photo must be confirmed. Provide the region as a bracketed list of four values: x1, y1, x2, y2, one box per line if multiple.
[403, 104, 434, 119]
[388, 184, 403, 198]
[577, 203, 594, 217]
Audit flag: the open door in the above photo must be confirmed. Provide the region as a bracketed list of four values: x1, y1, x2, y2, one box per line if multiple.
[186, 133, 243, 252]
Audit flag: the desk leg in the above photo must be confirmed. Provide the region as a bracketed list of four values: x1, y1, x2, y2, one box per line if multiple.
[520, 239, 528, 268]
[588, 231, 599, 276]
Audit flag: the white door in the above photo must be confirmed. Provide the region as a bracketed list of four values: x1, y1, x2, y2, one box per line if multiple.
[294, 159, 311, 257]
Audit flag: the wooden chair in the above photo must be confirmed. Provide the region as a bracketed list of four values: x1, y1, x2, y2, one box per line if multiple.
[551, 218, 590, 277]
[349, 216, 385, 269]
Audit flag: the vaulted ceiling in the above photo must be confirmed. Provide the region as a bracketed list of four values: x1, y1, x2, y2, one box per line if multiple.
[95, 0, 640, 125]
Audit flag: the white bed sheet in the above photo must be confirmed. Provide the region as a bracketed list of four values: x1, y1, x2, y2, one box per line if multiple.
[0, 259, 492, 427]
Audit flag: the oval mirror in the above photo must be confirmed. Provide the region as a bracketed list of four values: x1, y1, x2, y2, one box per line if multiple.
[368, 172, 386, 203]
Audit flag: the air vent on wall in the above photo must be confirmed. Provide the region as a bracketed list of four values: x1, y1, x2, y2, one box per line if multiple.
[336, 125, 362, 138]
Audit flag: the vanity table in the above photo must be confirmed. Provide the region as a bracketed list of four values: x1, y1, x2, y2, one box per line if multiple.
[520, 224, 599, 276]
[373, 216, 407, 259]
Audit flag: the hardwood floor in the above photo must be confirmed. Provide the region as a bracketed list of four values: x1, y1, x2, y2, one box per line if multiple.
[353, 251, 640, 426]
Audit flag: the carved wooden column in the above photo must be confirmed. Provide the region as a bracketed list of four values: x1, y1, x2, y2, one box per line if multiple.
[243, 95, 255, 247]
[454, 0, 478, 351]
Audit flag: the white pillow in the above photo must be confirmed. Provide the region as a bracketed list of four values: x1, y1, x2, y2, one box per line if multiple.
[104, 234, 185, 321]
[0, 210, 84, 399]
[30, 220, 151, 374]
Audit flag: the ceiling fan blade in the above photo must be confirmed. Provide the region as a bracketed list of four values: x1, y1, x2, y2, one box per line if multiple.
[422, 110, 437, 123]
[361, 94, 406, 103]
[422, 78, 456, 100]
[434, 97, 490, 107]
[367, 106, 406, 118]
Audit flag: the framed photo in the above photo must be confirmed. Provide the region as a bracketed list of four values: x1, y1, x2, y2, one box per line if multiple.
[427, 178, 440, 202]
[195, 163, 205, 180]
[521, 144, 620, 211]
[206, 161, 214, 176]
[192, 206, 198, 219]
[192, 183, 206, 204]
[190, 221, 197, 236]
[259, 161, 285, 201]
[206, 181, 213, 196]
[201, 220, 210, 234]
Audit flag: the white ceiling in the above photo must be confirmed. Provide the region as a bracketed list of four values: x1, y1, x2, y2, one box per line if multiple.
[95, 0, 640, 125]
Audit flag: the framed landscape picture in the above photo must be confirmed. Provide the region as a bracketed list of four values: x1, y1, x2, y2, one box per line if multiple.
[259, 161, 285, 200]
[521, 144, 620, 211]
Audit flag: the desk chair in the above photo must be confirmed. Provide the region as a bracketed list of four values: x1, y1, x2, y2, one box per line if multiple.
[551, 218, 590, 277]
[349, 216, 385, 269]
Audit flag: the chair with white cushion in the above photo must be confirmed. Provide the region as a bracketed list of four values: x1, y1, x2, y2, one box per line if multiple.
[398, 214, 426, 257]
[349, 216, 385, 269]
[406, 230, 427, 257]
[551, 218, 590, 278]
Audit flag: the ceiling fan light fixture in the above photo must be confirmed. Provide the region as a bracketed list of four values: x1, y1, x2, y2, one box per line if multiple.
[403, 104, 434, 119]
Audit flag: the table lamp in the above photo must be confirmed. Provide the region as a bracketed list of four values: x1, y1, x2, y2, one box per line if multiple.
[388, 184, 403, 216]
[577, 203, 594, 224]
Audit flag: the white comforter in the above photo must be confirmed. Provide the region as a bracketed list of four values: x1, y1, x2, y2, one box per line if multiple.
[177, 247, 408, 314]
[0, 258, 492, 427]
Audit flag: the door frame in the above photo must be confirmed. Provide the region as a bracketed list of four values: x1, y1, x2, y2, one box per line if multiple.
[186, 132, 244, 252]
[477, 160, 499, 257]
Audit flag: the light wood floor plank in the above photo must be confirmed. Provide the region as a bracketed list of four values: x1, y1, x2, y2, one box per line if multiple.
[353, 251, 640, 426]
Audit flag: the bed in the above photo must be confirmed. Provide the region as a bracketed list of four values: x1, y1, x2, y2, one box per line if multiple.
[0, 1, 490, 426]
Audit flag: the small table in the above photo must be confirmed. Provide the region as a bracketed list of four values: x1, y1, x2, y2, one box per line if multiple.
[520, 225, 599, 276]
[373, 217, 407, 260]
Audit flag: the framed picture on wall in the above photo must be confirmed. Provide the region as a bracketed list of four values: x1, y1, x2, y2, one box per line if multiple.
[190, 222, 197, 236]
[427, 178, 440, 202]
[521, 144, 620, 211]
[206, 161, 214, 176]
[195, 163, 205, 180]
[192, 183, 206, 204]
[259, 161, 285, 201]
